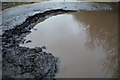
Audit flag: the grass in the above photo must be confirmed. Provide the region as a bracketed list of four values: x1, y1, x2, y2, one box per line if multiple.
[96, 2, 118, 5]
[96, 2, 118, 9]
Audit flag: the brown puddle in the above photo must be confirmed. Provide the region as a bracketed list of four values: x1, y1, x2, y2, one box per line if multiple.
[20, 7, 118, 78]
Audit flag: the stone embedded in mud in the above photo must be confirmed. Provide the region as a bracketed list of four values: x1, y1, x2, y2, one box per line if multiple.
[33, 28, 37, 31]
[26, 40, 32, 43]
[34, 47, 42, 53]
[41, 46, 47, 49]
[16, 37, 26, 44]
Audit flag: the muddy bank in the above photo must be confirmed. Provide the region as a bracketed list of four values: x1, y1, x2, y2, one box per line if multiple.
[2, 9, 71, 78]
[2, 9, 79, 78]
[2, 2, 113, 78]
[2, 9, 85, 78]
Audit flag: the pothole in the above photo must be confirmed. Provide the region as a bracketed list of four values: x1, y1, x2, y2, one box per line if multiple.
[20, 10, 118, 78]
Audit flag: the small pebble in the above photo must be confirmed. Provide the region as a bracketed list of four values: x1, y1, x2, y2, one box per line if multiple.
[26, 40, 32, 43]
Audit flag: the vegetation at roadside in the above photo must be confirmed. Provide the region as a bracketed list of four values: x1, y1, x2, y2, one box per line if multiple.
[97, 2, 118, 9]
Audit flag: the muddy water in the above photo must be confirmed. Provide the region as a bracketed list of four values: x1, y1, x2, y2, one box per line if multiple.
[20, 8, 118, 78]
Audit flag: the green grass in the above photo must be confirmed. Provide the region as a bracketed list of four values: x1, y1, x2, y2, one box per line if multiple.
[96, 2, 118, 5]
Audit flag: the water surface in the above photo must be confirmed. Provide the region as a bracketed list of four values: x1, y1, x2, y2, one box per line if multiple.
[20, 9, 118, 78]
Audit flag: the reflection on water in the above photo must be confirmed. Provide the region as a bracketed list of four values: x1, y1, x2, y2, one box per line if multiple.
[72, 8, 118, 77]
[20, 7, 118, 78]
